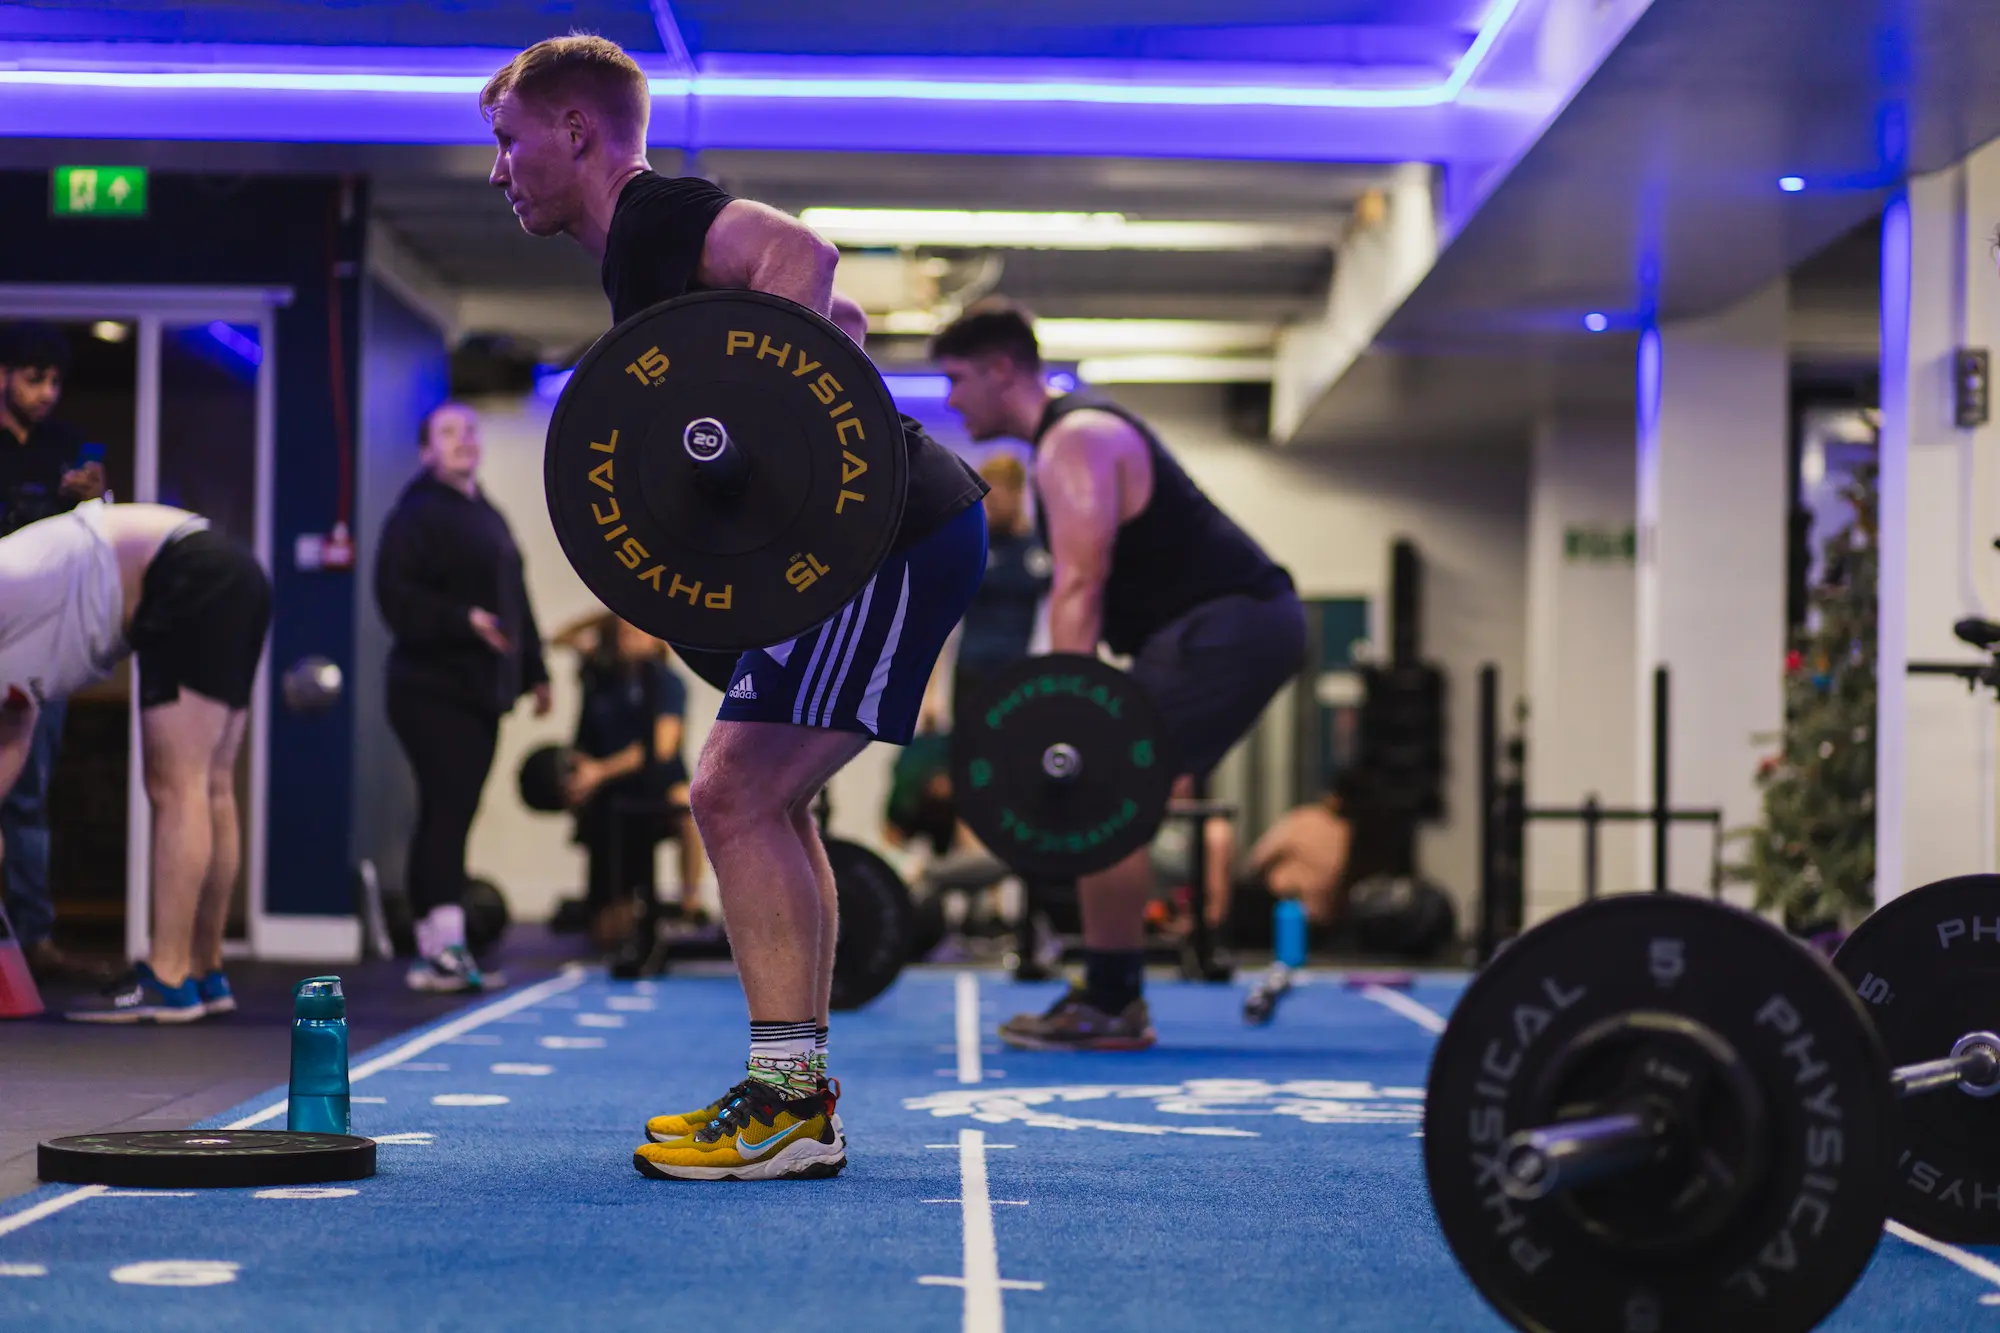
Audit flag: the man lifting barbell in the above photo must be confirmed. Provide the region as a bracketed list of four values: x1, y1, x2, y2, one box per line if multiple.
[1422, 879, 2000, 1333]
[931, 303, 1307, 1051]
[0, 500, 270, 1023]
[483, 34, 987, 1181]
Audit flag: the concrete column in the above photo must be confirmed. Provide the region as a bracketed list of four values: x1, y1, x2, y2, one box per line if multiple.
[1635, 279, 1790, 895]
[1523, 415, 1638, 920]
[1877, 146, 2000, 902]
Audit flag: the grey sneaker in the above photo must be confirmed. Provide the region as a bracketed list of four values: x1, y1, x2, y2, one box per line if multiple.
[998, 986, 1156, 1051]
[406, 945, 492, 994]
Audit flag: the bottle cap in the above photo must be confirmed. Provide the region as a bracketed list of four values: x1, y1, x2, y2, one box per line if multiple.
[293, 976, 345, 1021]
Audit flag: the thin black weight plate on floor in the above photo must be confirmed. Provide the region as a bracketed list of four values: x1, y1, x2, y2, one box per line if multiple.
[40, 1131, 376, 1188]
[827, 837, 912, 1010]
[1834, 873, 2000, 1243]
[545, 291, 907, 652]
[1425, 895, 1892, 1333]
[953, 654, 1173, 878]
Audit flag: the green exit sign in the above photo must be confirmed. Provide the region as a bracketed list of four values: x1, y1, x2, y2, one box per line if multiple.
[51, 166, 148, 218]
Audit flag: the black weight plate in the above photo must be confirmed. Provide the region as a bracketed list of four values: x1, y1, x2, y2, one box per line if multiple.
[1425, 895, 1892, 1333]
[1834, 873, 2000, 1243]
[464, 877, 511, 955]
[826, 837, 912, 1010]
[546, 291, 907, 652]
[40, 1131, 376, 1188]
[953, 655, 1174, 878]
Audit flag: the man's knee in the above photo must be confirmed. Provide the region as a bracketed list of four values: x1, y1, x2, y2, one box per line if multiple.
[689, 765, 772, 839]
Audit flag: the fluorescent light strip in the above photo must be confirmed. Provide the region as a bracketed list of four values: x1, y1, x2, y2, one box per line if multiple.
[1078, 354, 1275, 384]
[0, 2, 1525, 110]
[802, 209, 1330, 251]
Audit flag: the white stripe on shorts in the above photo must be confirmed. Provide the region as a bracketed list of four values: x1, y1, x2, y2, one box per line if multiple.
[856, 567, 912, 736]
[790, 606, 846, 725]
[815, 576, 877, 728]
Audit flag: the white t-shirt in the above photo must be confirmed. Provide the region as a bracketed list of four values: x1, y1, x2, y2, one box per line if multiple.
[0, 500, 127, 706]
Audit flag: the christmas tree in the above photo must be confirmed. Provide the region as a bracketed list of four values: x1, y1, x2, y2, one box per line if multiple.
[1727, 462, 1878, 929]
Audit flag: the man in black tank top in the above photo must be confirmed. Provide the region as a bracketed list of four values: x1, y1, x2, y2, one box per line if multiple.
[482, 34, 988, 1182]
[934, 302, 1307, 1053]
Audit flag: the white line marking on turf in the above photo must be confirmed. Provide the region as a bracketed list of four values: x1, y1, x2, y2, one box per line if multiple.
[955, 972, 982, 1085]
[576, 1012, 623, 1028]
[916, 1130, 1043, 1330]
[1358, 984, 1447, 1034]
[221, 967, 588, 1129]
[1887, 1220, 2000, 1296]
[431, 1094, 509, 1107]
[0, 1185, 105, 1240]
[100, 1191, 196, 1198]
[0, 1263, 48, 1277]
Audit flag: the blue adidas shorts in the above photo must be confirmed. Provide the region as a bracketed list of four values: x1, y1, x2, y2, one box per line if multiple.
[717, 502, 988, 746]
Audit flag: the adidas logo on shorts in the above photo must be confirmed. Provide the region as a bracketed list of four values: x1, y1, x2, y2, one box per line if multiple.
[728, 675, 758, 701]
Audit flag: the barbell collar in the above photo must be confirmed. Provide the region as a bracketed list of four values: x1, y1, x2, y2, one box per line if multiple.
[1041, 742, 1082, 783]
[1891, 1031, 2000, 1099]
[1496, 1109, 1667, 1203]
[681, 416, 750, 497]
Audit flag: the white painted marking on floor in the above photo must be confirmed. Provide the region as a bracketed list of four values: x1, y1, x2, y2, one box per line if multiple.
[255, 1188, 359, 1200]
[388, 1062, 450, 1072]
[100, 1191, 196, 1199]
[576, 1012, 624, 1028]
[111, 1260, 240, 1287]
[916, 1129, 1041, 1332]
[0, 1185, 105, 1240]
[352, 1096, 388, 1104]
[432, 1094, 509, 1107]
[0, 1263, 48, 1277]
[1357, 985, 1447, 1034]
[956, 972, 982, 1085]
[633, 980, 658, 994]
[446, 1035, 502, 1046]
[221, 967, 589, 1130]
[370, 1132, 436, 1146]
[605, 996, 654, 1011]
[540, 1035, 606, 1050]
[1888, 1220, 2000, 1295]
[491, 1063, 555, 1076]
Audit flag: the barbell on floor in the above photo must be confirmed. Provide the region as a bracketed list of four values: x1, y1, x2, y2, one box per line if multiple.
[1423, 877, 2000, 1333]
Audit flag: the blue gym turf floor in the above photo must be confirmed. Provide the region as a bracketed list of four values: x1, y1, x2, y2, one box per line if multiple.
[3, 967, 1998, 1331]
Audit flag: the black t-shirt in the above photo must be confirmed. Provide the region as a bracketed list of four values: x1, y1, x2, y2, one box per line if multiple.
[0, 419, 87, 537]
[959, 529, 1051, 676]
[576, 657, 686, 774]
[599, 171, 986, 552]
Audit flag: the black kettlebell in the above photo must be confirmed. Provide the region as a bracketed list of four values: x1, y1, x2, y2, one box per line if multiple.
[518, 744, 575, 813]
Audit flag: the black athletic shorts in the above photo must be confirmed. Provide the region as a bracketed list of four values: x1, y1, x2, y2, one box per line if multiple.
[129, 524, 272, 711]
[1129, 588, 1307, 782]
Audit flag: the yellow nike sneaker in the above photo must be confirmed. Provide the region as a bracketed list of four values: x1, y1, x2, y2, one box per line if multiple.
[634, 1079, 846, 1182]
[645, 1077, 843, 1142]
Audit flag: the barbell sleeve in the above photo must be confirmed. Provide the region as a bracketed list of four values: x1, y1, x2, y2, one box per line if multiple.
[1890, 1031, 2000, 1100]
[1496, 1110, 1667, 1202]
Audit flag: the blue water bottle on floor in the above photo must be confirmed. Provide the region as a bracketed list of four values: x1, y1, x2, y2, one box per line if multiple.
[1273, 900, 1308, 969]
[288, 976, 351, 1134]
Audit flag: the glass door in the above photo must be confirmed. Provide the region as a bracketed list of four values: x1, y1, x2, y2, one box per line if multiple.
[0, 285, 280, 963]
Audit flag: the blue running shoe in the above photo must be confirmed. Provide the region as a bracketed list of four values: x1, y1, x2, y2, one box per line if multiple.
[196, 970, 236, 1016]
[67, 963, 204, 1024]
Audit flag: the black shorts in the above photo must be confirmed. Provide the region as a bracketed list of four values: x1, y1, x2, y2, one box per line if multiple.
[1130, 588, 1307, 782]
[129, 526, 272, 711]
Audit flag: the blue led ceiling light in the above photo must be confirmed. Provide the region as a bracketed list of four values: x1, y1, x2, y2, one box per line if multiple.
[1583, 312, 1609, 332]
[1779, 176, 1806, 192]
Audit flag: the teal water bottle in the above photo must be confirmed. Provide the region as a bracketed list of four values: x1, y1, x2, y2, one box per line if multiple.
[1273, 900, 1308, 969]
[288, 976, 351, 1134]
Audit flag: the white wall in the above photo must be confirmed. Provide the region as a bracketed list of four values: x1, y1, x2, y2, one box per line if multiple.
[461, 383, 1529, 931]
[1524, 414, 1639, 920]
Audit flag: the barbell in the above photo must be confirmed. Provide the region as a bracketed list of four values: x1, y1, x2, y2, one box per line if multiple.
[1424, 876, 2000, 1333]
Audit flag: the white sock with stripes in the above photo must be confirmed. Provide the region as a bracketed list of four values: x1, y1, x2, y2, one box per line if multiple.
[747, 1020, 820, 1098]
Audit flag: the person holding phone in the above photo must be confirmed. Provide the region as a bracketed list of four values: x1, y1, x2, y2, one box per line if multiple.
[0, 321, 109, 986]
[375, 401, 551, 993]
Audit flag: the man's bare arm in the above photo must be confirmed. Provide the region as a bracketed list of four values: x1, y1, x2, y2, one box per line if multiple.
[696, 200, 839, 316]
[1036, 416, 1128, 655]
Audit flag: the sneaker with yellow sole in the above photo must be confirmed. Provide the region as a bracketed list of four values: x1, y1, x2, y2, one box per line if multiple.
[646, 1077, 843, 1143]
[634, 1079, 846, 1182]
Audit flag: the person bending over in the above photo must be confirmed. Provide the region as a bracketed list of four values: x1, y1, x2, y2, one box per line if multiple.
[376, 401, 551, 994]
[483, 34, 987, 1180]
[0, 322, 110, 985]
[553, 612, 702, 939]
[0, 500, 270, 1021]
[934, 301, 1308, 1052]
